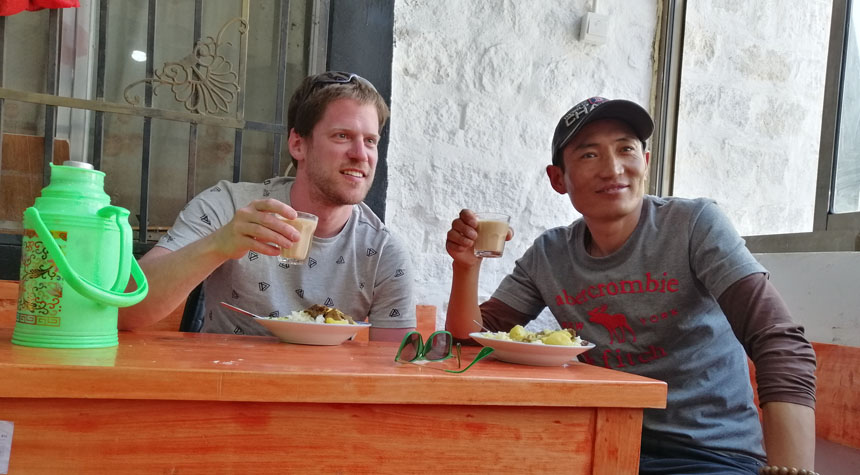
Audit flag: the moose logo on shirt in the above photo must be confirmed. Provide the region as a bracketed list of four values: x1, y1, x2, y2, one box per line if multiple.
[587, 304, 636, 344]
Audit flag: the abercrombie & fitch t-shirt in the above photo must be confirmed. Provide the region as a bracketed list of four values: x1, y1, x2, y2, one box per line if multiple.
[156, 177, 416, 335]
[493, 195, 767, 460]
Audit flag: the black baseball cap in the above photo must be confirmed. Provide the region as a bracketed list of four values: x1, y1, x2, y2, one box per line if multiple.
[551, 97, 654, 166]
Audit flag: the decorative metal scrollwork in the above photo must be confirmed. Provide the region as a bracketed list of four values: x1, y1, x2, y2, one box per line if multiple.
[123, 17, 248, 115]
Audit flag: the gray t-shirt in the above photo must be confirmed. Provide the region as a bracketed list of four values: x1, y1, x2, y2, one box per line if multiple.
[156, 177, 415, 335]
[493, 195, 767, 460]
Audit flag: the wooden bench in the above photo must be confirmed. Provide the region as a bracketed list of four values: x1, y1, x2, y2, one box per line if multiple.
[0, 279, 18, 328]
[808, 342, 860, 474]
[750, 341, 860, 473]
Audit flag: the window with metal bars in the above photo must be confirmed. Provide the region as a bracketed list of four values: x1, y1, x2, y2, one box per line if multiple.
[0, 0, 324, 251]
[0, 0, 395, 280]
[652, 0, 860, 252]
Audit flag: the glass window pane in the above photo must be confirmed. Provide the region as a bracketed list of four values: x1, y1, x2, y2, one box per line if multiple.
[4, 10, 50, 96]
[244, 0, 311, 124]
[101, 113, 143, 228]
[833, 2, 860, 213]
[194, 124, 236, 194]
[148, 118, 191, 227]
[241, 129, 278, 183]
[245, 0, 282, 124]
[109, 2, 245, 114]
[1, 0, 316, 244]
[672, 1, 831, 236]
[103, 2, 149, 105]
[3, 11, 50, 134]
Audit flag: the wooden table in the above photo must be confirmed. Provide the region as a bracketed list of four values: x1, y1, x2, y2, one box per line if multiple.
[0, 329, 666, 474]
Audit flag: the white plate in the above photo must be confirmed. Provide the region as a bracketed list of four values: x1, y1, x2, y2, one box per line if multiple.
[469, 332, 595, 366]
[221, 302, 370, 346]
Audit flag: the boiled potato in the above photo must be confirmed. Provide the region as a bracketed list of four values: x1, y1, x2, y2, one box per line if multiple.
[541, 330, 573, 346]
[509, 325, 528, 341]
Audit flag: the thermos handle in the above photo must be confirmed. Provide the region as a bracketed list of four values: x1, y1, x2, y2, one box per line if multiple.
[97, 206, 133, 292]
[24, 207, 149, 308]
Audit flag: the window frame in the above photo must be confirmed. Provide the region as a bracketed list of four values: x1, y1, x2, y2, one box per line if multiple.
[653, 0, 860, 253]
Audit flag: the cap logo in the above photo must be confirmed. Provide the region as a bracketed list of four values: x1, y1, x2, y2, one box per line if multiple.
[562, 97, 607, 127]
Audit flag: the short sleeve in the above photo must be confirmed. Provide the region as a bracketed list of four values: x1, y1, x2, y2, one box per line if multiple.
[688, 201, 767, 298]
[492, 239, 550, 317]
[366, 234, 416, 328]
[156, 181, 234, 251]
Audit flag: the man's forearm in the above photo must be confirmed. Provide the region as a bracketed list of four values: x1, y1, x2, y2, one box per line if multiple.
[445, 262, 482, 339]
[761, 401, 816, 471]
[118, 236, 228, 330]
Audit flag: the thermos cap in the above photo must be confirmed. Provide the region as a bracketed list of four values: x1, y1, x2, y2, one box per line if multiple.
[62, 160, 94, 170]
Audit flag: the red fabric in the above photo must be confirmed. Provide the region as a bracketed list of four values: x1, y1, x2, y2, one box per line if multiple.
[0, 0, 79, 16]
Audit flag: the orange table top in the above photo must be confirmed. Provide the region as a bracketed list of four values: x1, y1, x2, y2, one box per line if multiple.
[0, 328, 666, 409]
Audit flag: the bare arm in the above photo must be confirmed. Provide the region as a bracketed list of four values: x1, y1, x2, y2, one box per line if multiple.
[443, 209, 514, 339]
[446, 261, 484, 339]
[118, 241, 224, 330]
[761, 401, 816, 469]
[443, 209, 484, 339]
[118, 199, 302, 330]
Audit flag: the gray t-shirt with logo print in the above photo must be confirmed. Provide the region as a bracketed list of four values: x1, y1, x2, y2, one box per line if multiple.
[492, 195, 767, 460]
[156, 176, 415, 335]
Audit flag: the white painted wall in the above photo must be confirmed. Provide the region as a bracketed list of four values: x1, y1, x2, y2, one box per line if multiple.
[755, 252, 860, 347]
[386, 0, 857, 345]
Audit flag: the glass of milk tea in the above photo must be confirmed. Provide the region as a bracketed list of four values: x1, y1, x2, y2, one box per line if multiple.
[277, 211, 318, 265]
[473, 212, 510, 258]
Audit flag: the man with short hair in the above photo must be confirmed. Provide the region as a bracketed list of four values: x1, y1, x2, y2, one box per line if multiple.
[120, 72, 415, 341]
[445, 97, 817, 473]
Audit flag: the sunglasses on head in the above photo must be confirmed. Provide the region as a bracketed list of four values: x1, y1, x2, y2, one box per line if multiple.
[312, 71, 360, 87]
[300, 71, 371, 102]
[394, 330, 493, 374]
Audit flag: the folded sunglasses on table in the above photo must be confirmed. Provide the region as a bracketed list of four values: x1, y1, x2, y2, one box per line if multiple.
[394, 330, 493, 373]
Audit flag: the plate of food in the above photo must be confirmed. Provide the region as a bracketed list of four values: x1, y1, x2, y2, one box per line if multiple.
[220, 302, 370, 346]
[469, 325, 594, 366]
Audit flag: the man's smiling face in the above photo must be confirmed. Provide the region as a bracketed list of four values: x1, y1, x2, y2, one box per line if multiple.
[549, 119, 650, 224]
[294, 97, 380, 206]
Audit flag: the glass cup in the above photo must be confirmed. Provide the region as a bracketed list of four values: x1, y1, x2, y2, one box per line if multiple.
[277, 211, 318, 265]
[473, 212, 510, 258]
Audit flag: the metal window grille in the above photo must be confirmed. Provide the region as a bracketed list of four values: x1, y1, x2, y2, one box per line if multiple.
[0, 0, 329, 246]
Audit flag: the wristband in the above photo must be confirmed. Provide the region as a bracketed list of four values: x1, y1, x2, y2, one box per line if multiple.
[758, 466, 819, 475]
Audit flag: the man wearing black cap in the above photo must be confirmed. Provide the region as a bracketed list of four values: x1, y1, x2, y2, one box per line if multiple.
[444, 97, 817, 474]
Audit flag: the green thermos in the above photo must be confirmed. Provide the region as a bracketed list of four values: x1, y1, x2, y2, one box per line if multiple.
[12, 161, 148, 348]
